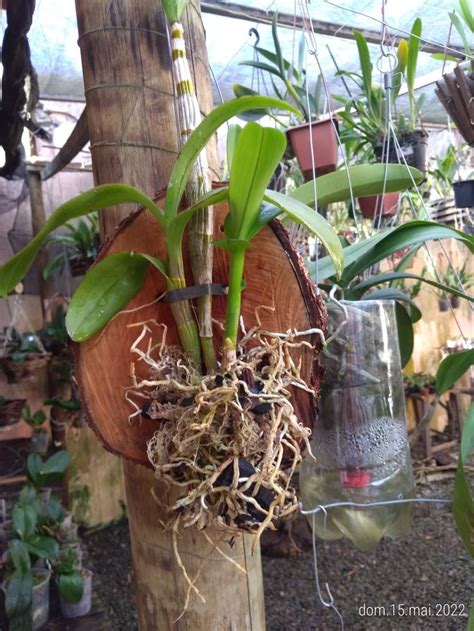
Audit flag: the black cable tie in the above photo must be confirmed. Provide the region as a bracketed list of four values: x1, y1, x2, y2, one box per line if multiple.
[165, 283, 228, 303]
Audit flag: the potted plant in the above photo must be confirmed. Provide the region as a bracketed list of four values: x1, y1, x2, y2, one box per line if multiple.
[22, 405, 50, 456]
[54, 547, 92, 619]
[237, 14, 338, 180]
[358, 191, 400, 219]
[338, 18, 428, 196]
[43, 212, 100, 279]
[0, 328, 50, 383]
[0, 396, 26, 432]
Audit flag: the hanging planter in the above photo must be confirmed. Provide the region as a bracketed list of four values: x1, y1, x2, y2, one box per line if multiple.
[300, 299, 416, 551]
[0, 353, 49, 383]
[358, 192, 399, 219]
[374, 129, 429, 178]
[438, 296, 450, 312]
[69, 255, 94, 277]
[286, 117, 339, 181]
[453, 180, 474, 209]
[0, 398, 26, 431]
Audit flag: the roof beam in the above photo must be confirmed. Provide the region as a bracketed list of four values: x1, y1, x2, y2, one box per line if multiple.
[200, 1, 465, 58]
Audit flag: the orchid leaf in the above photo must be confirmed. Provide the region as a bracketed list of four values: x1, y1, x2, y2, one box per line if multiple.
[436, 349, 474, 395]
[262, 190, 344, 278]
[0, 184, 164, 298]
[161, 0, 189, 23]
[66, 252, 157, 341]
[453, 404, 474, 558]
[291, 164, 423, 208]
[164, 96, 301, 220]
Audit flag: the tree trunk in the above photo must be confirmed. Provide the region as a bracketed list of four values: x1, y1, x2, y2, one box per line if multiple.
[73, 0, 265, 627]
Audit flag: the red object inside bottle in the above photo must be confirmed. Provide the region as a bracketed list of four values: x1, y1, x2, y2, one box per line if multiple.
[340, 469, 371, 488]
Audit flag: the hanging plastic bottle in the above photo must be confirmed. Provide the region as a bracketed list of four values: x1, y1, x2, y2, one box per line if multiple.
[300, 299, 416, 551]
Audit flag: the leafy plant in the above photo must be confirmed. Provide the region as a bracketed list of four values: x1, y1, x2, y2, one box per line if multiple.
[337, 19, 424, 158]
[1, 328, 44, 364]
[21, 405, 47, 430]
[43, 213, 100, 280]
[39, 305, 69, 357]
[54, 547, 84, 603]
[26, 451, 70, 490]
[236, 14, 323, 123]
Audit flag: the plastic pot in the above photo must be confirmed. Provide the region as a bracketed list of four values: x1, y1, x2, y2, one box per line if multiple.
[286, 117, 339, 181]
[450, 295, 461, 309]
[438, 298, 450, 312]
[32, 569, 51, 630]
[31, 429, 50, 456]
[375, 129, 428, 178]
[358, 192, 399, 219]
[59, 568, 92, 618]
[453, 180, 474, 209]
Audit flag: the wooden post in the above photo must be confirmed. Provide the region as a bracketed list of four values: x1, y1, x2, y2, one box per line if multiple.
[73, 0, 265, 627]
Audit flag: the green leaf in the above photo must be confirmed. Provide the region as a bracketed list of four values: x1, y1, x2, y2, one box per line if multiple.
[450, 10, 472, 57]
[459, 0, 474, 32]
[59, 572, 84, 604]
[436, 349, 474, 395]
[353, 30, 372, 101]
[12, 504, 37, 540]
[453, 404, 474, 558]
[39, 450, 70, 483]
[348, 271, 474, 302]
[8, 539, 31, 573]
[291, 164, 423, 209]
[406, 18, 422, 94]
[340, 222, 474, 286]
[239, 59, 282, 79]
[24, 535, 59, 561]
[5, 569, 33, 620]
[228, 123, 287, 239]
[232, 85, 267, 122]
[164, 96, 301, 220]
[227, 124, 242, 170]
[359, 287, 422, 322]
[26, 454, 42, 487]
[271, 12, 285, 77]
[0, 184, 165, 298]
[161, 0, 189, 23]
[66, 252, 151, 342]
[395, 302, 414, 367]
[263, 190, 344, 278]
[430, 52, 459, 62]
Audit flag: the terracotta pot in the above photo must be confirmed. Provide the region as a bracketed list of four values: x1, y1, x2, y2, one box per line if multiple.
[358, 192, 399, 218]
[286, 117, 339, 181]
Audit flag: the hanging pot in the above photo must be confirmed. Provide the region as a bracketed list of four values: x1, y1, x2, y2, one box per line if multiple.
[453, 180, 474, 209]
[438, 297, 450, 312]
[70, 255, 94, 278]
[286, 117, 339, 181]
[300, 300, 415, 552]
[358, 192, 399, 219]
[450, 295, 461, 309]
[59, 568, 93, 618]
[0, 398, 26, 431]
[0, 354, 50, 384]
[375, 129, 429, 178]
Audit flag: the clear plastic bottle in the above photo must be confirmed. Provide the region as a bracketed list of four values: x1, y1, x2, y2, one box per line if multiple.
[300, 299, 415, 551]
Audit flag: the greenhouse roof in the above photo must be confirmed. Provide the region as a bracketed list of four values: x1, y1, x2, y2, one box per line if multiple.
[3, 0, 470, 125]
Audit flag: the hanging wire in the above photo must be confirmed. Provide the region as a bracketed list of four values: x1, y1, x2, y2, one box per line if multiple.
[300, 496, 451, 630]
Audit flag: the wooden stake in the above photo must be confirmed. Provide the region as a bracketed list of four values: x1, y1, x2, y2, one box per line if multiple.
[73, 0, 265, 627]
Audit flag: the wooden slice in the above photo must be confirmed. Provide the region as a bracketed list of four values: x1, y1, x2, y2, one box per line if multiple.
[75, 191, 326, 467]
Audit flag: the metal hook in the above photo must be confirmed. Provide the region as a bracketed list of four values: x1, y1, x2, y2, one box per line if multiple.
[248, 27, 260, 48]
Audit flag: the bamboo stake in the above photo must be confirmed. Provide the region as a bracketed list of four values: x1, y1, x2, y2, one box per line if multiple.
[168, 16, 216, 372]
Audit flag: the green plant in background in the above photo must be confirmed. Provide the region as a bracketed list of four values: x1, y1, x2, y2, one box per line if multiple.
[403, 371, 435, 394]
[235, 14, 324, 123]
[43, 212, 100, 279]
[429, 145, 460, 198]
[39, 304, 69, 357]
[0, 328, 43, 364]
[336, 18, 424, 159]
[54, 546, 84, 604]
[21, 405, 47, 430]
[26, 451, 70, 490]
[432, 0, 473, 62]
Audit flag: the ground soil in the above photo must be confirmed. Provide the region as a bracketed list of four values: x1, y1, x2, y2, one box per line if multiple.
[84, 477, 472, 630]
